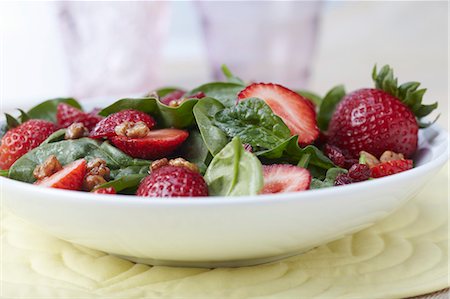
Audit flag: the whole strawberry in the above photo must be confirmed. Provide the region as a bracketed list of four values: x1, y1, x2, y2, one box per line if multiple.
[0, 120, 57, 169]
[57, 103, 103, 131]
[137, 163, 208, 197]
[327, 65, 437, 159]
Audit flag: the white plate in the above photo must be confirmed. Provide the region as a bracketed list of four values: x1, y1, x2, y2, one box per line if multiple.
[1, 101, 448, 267]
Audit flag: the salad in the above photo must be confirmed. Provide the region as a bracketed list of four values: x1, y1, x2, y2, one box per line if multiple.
[0, 65, 438, 197]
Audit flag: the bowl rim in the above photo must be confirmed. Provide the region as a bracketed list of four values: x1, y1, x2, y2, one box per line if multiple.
[1, 125, 448, 207]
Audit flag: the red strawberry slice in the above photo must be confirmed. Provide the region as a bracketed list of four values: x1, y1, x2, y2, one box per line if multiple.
[57, 103, 103, 131]
[0, 119, 57, 169]
[160, 90, 186, 105]
[35, 159, 87, 190]
[261, 164, 311, 194]
[370, 159, 413, 178]
[90, 109, 156, 139]
[110, 129, 189, 160]
[93, 187, 116, 194]
[238, 83, 319, 145]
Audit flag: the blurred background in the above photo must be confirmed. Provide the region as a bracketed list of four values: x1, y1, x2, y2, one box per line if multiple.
[0, 1, 447, 128]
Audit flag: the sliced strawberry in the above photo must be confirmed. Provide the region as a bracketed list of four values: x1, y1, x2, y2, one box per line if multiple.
[57, 103, 103, 131]
[90, 110, 156, 139]
[160, 90, 186, 105]
[0, 120, 57, 169]
[110, 129, 189, 160]
[261, 164, 311, 194]
[93, 187, 116, 194]
[370, 159, 413, 178]
[35, 159, 87, 190]
[238, 83, 319, 145]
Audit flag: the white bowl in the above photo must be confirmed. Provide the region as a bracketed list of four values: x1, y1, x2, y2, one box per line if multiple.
[1, 121, 448, 268]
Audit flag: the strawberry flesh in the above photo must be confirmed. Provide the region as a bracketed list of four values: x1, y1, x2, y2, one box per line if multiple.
[238, 83, 319, 145]
[110, 128, 189, 160]
[90, 109, 156, 139]
[261, 164, 311, 194]
[370, 159, 413, 178]
[0, 120, 57, 169]
[35, 159, 87, 190]
[93, 187, 116, 194]
[137, 165, 208, 197]
[57, 103, 103, 131]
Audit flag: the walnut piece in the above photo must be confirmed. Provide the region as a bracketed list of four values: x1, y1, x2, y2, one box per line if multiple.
[380, 151, 404, 163]
[150, 158, 169, 172]
[87, 158, 110, 180]
[83, 175, 107, 191]
[65, 122, 89, 140]
[114, 121, 149, 138]
[359, 151, 380, 168]
[169, 158, 199, 173]
[168, 98, 186, 107]
[33, 155, 62, 180]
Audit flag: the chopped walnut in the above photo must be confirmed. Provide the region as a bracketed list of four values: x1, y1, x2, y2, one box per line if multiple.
[65, 122, 89, 140]
[33, 155, 63, 180]
[168, 98, 186, 107]
[83, 175, 107, 191]
[359, 151, 380, 168]
[87, 158, 110, 180]
[150, 158, 169, 172]
[114, 121, 149, 138]
[380, 151, 404, 163]
[169, 158, 199, 173]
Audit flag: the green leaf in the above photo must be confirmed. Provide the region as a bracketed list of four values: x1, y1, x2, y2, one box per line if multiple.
[296, 90, 322, 106]
[256, 135, 335, 171]
[175, 130, 212, 174]
[95, 174, 147, 194]
[155, 87, 183, 97]
[18, 109, 30, 123]
[188, 82, 244, 107]
[27, 98, 82, 122]
[317, 85, 346, 131]
[110, 165, 150, 179]
[192, 97, 229, 156]
[41, 129, 67, 145]
[8, 138, 150, 183]
[310, 167, 347, 189]
[221, 64, 245, 85]
[156, 99, 199, 128]
[214, 98, 291, 150]
[205, 137, 263, 196]
[0, 122, 7, 139]
[98, 97, 158, 116]
[4, 113, 20, 129]
[0, 169, 9, 177]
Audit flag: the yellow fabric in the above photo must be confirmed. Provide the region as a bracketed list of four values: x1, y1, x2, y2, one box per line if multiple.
[1, 165, 448, 299]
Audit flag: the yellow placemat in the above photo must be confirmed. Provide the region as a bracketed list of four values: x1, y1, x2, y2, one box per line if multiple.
[1, 165, 448, 299]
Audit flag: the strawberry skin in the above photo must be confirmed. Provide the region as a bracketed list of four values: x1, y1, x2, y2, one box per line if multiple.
[93, 187, 116, 194]
[90, 110, 156, 139]
[137, 165, 208, 197]
[110, 128, 189, 160]
[0, 120, 57, 169]
[238, 83, 319, 145]
[261, 164, 311, 194]
[370, 159, 413, 178]
[328, 89, 418, 159]
[35, 159, 87, 190]
[57, 103, 103, 131]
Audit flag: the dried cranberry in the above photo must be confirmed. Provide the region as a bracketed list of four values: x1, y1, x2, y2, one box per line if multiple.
[348, 164, 371, 182]
[243, 144, 253, 153]
[324, 144, 345, 168]
[334, 173, 354, 186]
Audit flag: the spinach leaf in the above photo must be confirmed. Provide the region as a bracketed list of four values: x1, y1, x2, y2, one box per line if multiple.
[0, 169, 9, 177]
[0, 122, 7, 139]
[27, 98, 82, 122]
[256, 135, 335, 171]
[98, 97, 158, 116]
[9, 138, 150, 183]
[175, 130, 212, 174]
[188, 82, 244, 107]
[156, 99, 199, 128]
[310, 168, 347, 189]
[317, 85, 346, 131]
[96, 174, 147, 194]
[110, 165, 149, 180]
[41, 129, 66, 145]
[155, 87, 183, 97]
[205, 137, 263, 196]
[296, 90, 322, 107]
[214, 98, 291, 150]
[192, 98, 229, 156]
[221, 65, 245, 85]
